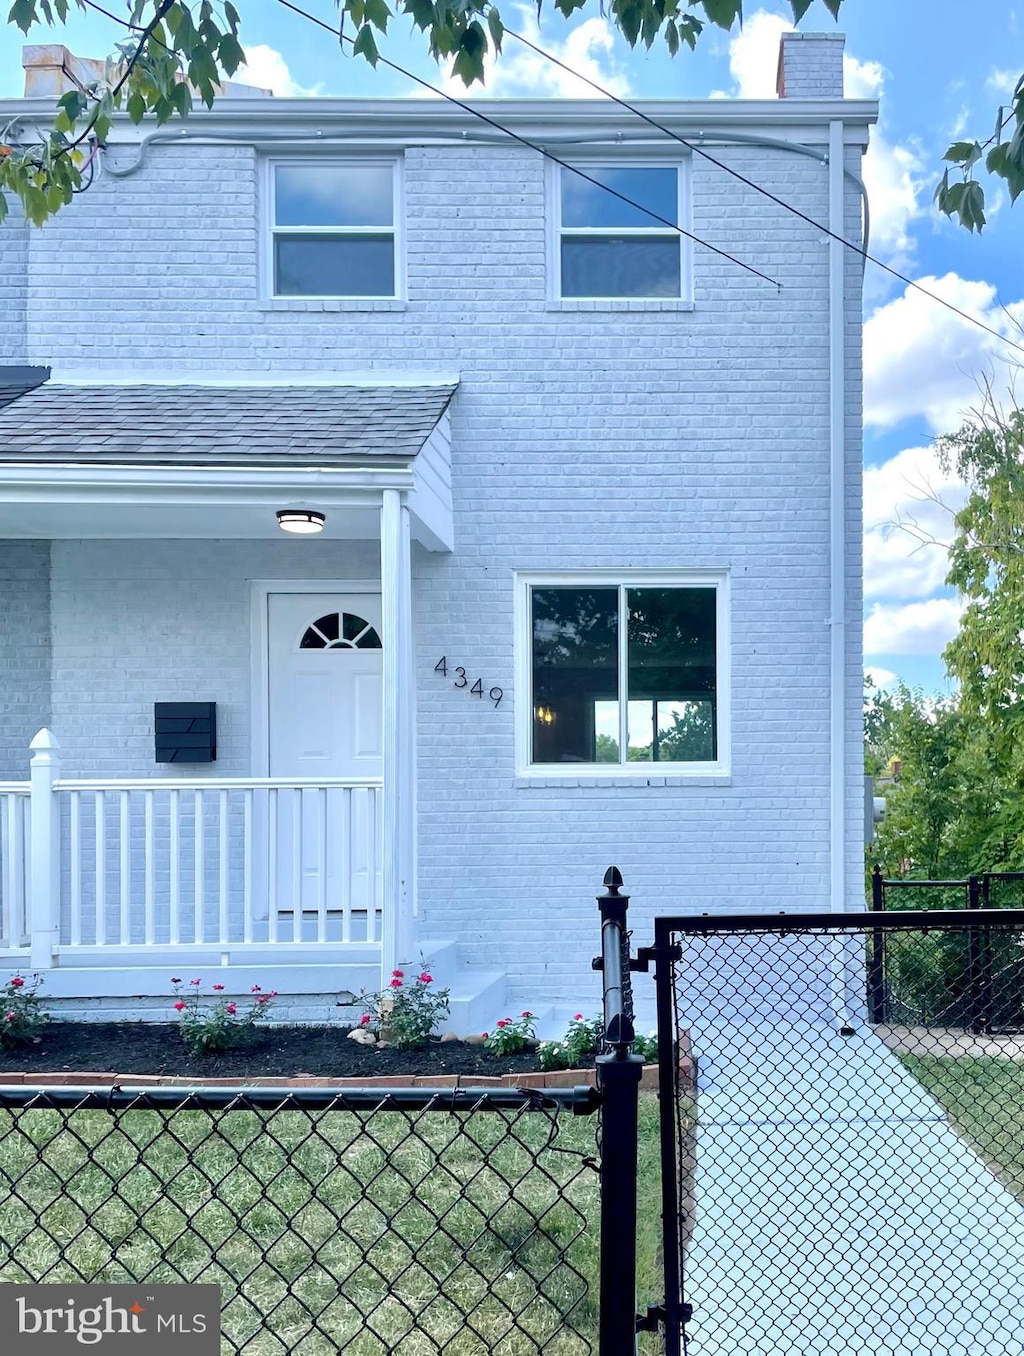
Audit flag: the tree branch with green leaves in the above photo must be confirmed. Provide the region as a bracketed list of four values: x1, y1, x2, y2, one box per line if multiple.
[2, 0, 844, 226]
[936, 76, 1024, 233]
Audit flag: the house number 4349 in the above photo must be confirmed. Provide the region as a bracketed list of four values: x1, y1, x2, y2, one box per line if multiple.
[434, 658, 503, 707]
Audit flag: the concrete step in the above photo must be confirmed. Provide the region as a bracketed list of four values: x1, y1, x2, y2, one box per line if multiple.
[446, 971, 508, 1037]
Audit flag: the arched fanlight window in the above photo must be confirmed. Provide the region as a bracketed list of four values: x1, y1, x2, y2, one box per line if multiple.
[300, 612, 382, 650]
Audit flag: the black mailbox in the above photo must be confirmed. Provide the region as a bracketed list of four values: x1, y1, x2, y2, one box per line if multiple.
[155, 702, 217, 763]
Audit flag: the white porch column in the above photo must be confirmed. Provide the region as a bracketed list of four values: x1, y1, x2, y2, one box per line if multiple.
[381, 490, 416, 980]
[29, 728, 60, 969]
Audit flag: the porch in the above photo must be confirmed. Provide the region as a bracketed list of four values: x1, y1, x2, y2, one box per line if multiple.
[0, 371, 462, 1008]
[0, 729, 386, 986]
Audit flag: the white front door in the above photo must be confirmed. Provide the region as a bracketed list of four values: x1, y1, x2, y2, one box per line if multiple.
[266, 593, 384, 940]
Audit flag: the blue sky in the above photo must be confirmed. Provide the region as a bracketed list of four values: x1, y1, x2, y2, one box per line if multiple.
[3, 0, 1022, 697]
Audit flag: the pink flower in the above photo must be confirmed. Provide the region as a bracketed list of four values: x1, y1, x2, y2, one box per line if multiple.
[573, 1014, 583, 1022]
[5, 1012, 15, 1022]
[360, 1015, 371, 1026]
[173, 1001, 186, 1012]
[256, 995, 269, 1004]
[391, 969, 404, 978]
[251, 985, 261, 993]
[212, 984, 224, 991]
[190, 978, 201, 986]
[497, 1019, 509, 1028]
[521, 1011, 533, 1018]
[389, 978, 403, 988]
[171, 977, 182, 985]
[10, 977, 24, 989]
[481, 1032, 488, 1040]
[226, 1003, 237, 1015]
[418, 973, 433, 984]
[269, 991, 278, 998]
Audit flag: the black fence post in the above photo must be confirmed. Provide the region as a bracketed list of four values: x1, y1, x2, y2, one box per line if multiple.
[967, 874, 985, 1034]
[868, 865, 886, 1024]
[595, 868, 644, 1356]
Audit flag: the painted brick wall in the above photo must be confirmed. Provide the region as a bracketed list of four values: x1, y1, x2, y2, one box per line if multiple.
[5, 121, 867, 1006]
[0, 542, 51, 778]
[0, 200, 28, 362]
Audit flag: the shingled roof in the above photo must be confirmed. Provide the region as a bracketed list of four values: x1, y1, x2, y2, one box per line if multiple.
[0, 380, 457, 465]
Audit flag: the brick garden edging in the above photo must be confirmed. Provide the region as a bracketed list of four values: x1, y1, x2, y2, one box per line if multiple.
[0, 1032, 693, 1093]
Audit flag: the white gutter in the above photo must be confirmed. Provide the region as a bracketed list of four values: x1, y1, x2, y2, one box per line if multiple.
[828, 118, 847, 914]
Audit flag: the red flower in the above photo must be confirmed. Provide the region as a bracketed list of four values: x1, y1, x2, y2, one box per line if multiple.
[173, 1001, 186, 1012]
[171, 977, 182, 985]
[190, 978, 201, 986]
[418, 973, 433, 984]
[9, 977, 24, 988]
[521, 1011, 533, 1018]
[359, 1015, 371, 1026]
[391, 969, 404, 978]
[573, 1014, 584, 1022]
[5, 1012, 15, 1022]
[226, 1003, 237, 1015]
[497, 1019, 509, 1028]
[481, 1032, 488, 1040]
[212, 984, 225, 991]
[251, 985, 261, 993]
[389, 978, 403, 989]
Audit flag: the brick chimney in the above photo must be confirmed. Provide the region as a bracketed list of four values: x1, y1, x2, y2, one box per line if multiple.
[22, 43, 273, 97]
[776, 31, 845, 99]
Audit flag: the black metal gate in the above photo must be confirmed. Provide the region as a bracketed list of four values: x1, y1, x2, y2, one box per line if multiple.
[647, 906, 1024, 1356]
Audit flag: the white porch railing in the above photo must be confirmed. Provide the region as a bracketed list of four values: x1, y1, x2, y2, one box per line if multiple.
[6, 730, 384, 965]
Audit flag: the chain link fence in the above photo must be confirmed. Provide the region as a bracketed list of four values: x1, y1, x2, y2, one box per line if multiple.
[655, 911, 1024, 1356]
[0, 1085, 601, 1355]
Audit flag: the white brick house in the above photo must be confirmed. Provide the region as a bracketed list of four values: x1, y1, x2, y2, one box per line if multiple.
[0, 33, 875, 1030]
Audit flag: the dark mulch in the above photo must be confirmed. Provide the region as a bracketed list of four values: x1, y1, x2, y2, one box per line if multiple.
[0, 1023, 591, 1079]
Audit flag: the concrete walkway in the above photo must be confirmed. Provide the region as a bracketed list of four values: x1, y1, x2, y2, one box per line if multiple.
[682, 1021, 1024, 1356]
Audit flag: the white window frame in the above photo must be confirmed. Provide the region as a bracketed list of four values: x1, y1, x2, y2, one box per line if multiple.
[514, 569, 730, 778]
[549, 157, 693, 302]
[262, 156, 404, 301]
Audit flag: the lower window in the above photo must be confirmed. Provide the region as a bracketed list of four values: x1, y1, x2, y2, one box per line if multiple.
[522, 576, 725, 771]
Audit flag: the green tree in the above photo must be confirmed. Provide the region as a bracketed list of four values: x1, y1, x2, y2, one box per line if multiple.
[940, 398, 1024, 865]
[3, 0, 844, 225]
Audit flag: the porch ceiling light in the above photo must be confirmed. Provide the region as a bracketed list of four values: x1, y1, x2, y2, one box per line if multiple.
[277, 509, 325, 535]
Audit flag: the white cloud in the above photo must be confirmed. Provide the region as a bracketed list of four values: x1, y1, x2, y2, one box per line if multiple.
[236, 45, 319, 97]
[445, 9, 631, 98]
[863, 444, 966, 602]
[987, 67, 1019, 96]
[864, 598, 964, 656]
[863, 274, 1024, 433]
[865, 666, 899, 690]
[727, 10, 790, 98]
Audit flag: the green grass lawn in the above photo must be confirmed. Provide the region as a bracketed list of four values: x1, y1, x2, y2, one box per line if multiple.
[901, 1053, 1024, 1200]
[0, 1094, 670, 1354]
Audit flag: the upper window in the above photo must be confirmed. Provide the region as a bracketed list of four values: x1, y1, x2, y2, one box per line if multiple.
[556, 164, 685, 299]
[519, 576, 726, 773]
[269, 160, 398, 298]
[300, 613, 382, 650]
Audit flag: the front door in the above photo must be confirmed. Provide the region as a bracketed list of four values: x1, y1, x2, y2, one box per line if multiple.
[266, 593, 384, 940]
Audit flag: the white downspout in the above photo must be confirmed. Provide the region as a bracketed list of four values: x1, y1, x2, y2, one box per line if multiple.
[828, 118, 847, 916]
[828, 120, 853, 1027]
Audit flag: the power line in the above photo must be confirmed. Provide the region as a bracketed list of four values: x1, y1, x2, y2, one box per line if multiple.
[501, 23, 1024, 361]
[275, 0, 779, 287]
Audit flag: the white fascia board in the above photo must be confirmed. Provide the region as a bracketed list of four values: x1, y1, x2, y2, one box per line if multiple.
[46, 369, 461, 388]
[0, 463, 415, 505]
[0, 97, 878, 142]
